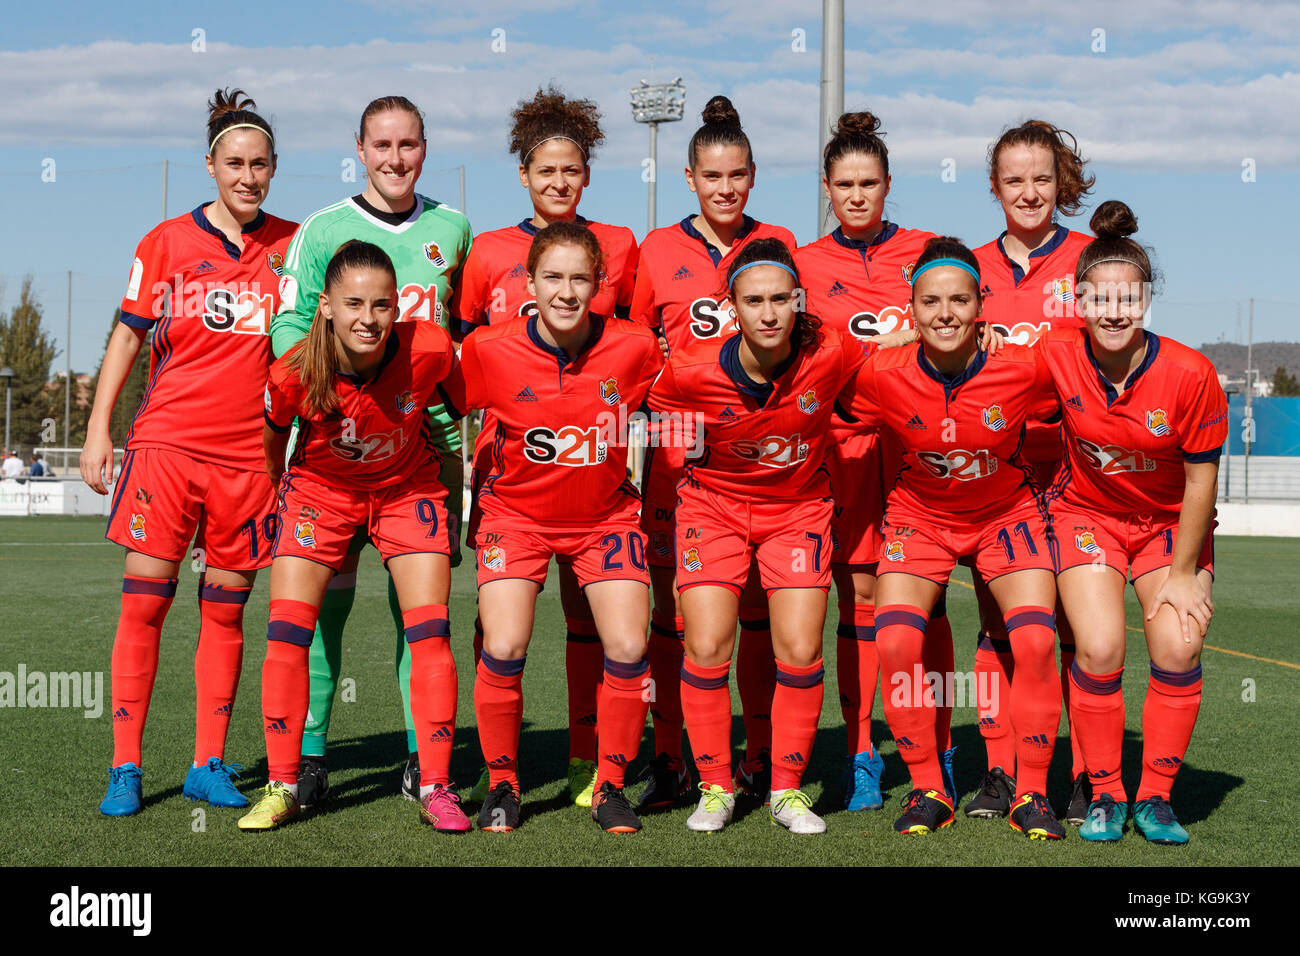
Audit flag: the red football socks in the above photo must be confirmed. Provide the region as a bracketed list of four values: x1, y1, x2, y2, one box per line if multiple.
[110, 576, 177, 767]
[193, 582, 249, 764]
[403, 605, 456, 787]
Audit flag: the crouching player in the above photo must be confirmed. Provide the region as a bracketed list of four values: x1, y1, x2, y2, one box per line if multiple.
[447, 221, 661, 833]
[648, 238, 885, 835]
[1039, 201, 1227, 845]
[239, 240, 467, 834]
[845, 237, 1066, 839]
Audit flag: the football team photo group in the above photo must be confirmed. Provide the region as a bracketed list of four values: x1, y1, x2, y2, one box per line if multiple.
[78, 74, 1228, 852]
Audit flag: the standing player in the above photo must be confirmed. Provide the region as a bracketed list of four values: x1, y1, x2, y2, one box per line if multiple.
[1040, 202, 1226, 844]
[450, 86, 638, 808]
[271, 96, 472, 806]
[631, 95, 798, 810]
[795, 110, 960, 812]
[965, 119, 1095, 821]
[648, 238, 883, 835]
[449, 223, 660, 833]
[83, 90, 296, 816]
[241, 240, 466, 833]
[845, 237, 1066, 840]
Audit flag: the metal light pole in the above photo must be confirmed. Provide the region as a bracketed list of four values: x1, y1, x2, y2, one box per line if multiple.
[1, 366, 14, 458]
[818, 0, 844, 236]
[630, 79, 687, 233]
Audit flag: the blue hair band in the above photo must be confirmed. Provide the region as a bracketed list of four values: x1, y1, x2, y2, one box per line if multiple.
[728, 259, 799, 290]
[910, 257, 980, 286]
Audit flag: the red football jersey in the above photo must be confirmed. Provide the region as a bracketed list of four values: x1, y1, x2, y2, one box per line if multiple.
[119, 206, 297, 470]
[449, 315, 662, 527]
[841, 343, 1056, 526]
[265, 321, 459, 490]
[973, 225, 1092, 345]
[630, 216, 798, 354]
[648, 328, 870, 501]
[795, 223, 937, 340]
[1037, 328, 1228, 519]
[450, 218, 637, 333]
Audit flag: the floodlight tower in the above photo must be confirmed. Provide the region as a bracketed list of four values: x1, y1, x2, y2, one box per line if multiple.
[630, 78, 687, 232]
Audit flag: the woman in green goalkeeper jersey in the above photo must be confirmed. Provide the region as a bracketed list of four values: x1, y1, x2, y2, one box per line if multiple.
[269, 95, 472, 810]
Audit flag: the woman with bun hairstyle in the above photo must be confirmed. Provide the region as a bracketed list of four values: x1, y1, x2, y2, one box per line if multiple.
[964, 120, 1096, 823]
[242, 240, 465, 833]
[1038, 201, 1226, 845]
[847, 236, 1065, 840]
[450, 85, 639, 809]
[630, 95, 798, 812]
[794, 110, 960, 813]
[85, 89, 296, 817]
[269, 95, 472, 808]
[649, 237, 890, 835]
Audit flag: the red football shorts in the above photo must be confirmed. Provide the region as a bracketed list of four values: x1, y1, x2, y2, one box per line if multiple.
[674, 484, 833, 595]
[272, 464, 450, 570]
[878, 495, 1055, 586]
[475, 512, 649, 589]
[828, 426, 885, 568]
[641, 438, 687, 568]
[106, 446, 277, 571]
[1050, 506, 1215, 582]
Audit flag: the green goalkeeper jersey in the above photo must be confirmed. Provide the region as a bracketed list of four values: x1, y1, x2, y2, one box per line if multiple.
[272, 193, 472, 451]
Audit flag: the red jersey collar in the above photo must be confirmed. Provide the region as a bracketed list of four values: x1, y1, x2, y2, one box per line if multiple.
[1083, 329, 1161, 406]
[678, 215, 758, 267]
[190, 205, 266, 261]
[994, 223, 1070, 285]
[830, 221, 899, 251]
[720, 332, 799, 408]
[916, 342, 989, 395]
[516, 214, 589, 237]
[335, 331, 401, 389]
[526, 312, 606, 368]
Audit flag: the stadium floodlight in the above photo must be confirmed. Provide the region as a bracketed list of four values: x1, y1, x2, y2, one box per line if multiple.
[0, 366, 13, 458]
[630, 78, 686, 232]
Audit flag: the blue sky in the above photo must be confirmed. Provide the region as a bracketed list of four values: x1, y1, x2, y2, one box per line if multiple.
[2, 0, 1297, 373]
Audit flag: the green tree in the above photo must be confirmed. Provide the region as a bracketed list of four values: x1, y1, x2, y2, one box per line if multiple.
[1271, 366, 1300, 397]
[43, 373, 90, 448]
[0, 277, 58, 454]
[87, 309, 152, 444]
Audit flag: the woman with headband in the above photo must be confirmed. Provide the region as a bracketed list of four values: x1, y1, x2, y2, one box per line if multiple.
[965, 119, 1096, 824]
[84, 89, 297, 816]
[631, 95, 797, 812]
[269, 95, 472, 829]
[648, 238, 890, 835]
[1038, 202, 1226, 845]
[847, 237, 1065, 841]
[450, 85, 638, 810]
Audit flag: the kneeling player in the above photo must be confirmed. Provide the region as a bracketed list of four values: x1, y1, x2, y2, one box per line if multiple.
[1040, 202, 1226, 845]
[240, 241, 466, 835]
[649, 238, 886, 835]
[448, 222, 660, 833]
[845, 238, 1065, 839]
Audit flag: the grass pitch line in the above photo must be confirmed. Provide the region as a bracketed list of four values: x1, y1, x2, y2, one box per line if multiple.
[1124, 624, 1300, 671]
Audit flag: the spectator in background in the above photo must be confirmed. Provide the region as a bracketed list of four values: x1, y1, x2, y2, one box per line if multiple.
[2, 449, 24, 478]
[28, 453, 47, 478]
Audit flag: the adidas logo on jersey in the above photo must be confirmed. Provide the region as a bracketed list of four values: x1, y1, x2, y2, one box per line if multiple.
[980, 284, 993, 296]
[193, 260, 217, 276]
[515, 386, 539, 402]
[507, 263, 527, 279]
[718, 406, 738, 421]
[672, 266, 693, 281]
[1066, 394, 1084, 412]
[827, 280, 848, 297]
[906, 414, 926, 430]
